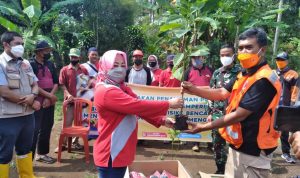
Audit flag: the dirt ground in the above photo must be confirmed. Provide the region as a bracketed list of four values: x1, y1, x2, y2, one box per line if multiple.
[9, 121, 300, 178]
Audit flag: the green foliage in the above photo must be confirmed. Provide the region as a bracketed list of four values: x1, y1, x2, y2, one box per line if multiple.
[123, 25, 146, 56]
[54, 88, 64, 122]
[0, 0, 84, 59]
[21, 0, 41, 10]
[168, 128, 181, 159]
[135, 0, 299, 72]
[82, 0, 136, 54]
[0, 0, 298, 72]
[279, 37, 300, 72]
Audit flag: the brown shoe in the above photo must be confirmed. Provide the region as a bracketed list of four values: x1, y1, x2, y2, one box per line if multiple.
[54, 145, 67, 153]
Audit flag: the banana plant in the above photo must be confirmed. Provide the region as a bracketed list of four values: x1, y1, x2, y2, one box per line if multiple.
[155, 0, 219, 80]
[0, 0, 83, 53]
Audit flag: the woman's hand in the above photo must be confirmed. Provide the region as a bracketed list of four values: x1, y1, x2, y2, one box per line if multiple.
[164, 117, 176, 128]
[168, 98, 184, 109]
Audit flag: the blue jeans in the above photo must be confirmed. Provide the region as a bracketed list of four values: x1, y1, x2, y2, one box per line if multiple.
[97, 157, 127, 178]
[0, 114, 35, 164]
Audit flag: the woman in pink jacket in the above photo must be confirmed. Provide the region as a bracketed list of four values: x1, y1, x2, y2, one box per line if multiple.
[93, 50, 183, 178]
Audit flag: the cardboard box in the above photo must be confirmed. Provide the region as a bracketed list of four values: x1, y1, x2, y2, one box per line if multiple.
[125, 160, 191, 178]
[199, 171, 225, 178]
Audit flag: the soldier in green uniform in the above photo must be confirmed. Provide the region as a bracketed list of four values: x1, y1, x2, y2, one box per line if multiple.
[209, 44, 240, 174]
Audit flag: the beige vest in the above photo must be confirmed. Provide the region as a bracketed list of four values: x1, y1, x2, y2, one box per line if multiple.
[0, 53, 35, 118]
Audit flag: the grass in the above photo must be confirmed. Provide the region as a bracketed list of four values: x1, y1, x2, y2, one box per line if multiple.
[54, 88, 64, 122]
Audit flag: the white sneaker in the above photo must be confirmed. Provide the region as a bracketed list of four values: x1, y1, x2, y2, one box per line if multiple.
[192, 145, 200, 152]
[281, 153, 296, 164]
[35, 154, 56, 164]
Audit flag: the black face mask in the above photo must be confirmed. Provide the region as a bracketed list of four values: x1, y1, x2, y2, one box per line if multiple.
[148, 61, 157, 68]
[43, 53, 51, 60]
[71, 60, 80, 66]
[167, 62, 174, 69]
[134, 59, 143, 66]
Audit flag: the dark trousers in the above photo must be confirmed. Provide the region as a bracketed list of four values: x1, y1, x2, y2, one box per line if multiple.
[31, 105, 54, 156]
[97, 157, 127, 178]
[0, 114, 35, 164]
[212, 128, 227, 169]
[280, 131, 291, 154]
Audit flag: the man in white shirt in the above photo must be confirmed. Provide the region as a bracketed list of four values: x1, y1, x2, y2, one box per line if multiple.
[125, 49, 151, 85]
[82, 47, 99, 78]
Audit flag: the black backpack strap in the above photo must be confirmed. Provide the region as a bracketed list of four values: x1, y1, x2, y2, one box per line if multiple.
[46, 61, 59, 84]
[29, 58, 39, 76]
[86, 62, 98, 73]
[144, 66, 152, 85]
[125, 66, 132, 83]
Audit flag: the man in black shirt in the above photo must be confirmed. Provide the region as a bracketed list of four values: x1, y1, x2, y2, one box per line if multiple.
[182, 28, 281, 177]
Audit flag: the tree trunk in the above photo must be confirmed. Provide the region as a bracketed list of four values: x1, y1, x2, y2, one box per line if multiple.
[149, 0, 155, 23]
[273, 0, 283, 58]
[234, 25, 240, 50]
[96, 2, 100, 49]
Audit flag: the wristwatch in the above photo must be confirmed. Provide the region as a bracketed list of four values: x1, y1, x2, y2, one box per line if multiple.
[31, 92, 38, 98]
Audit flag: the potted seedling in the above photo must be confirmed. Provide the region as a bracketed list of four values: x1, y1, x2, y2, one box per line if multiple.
[168, 128, 181, 159]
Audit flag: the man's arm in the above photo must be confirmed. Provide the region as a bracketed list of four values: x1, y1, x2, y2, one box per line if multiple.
[50, 84, 58, 94]
[0, 86, 23, 103]
[185, 78, 277, 134]
[18, 81, 38, 106]
[291, 78, 299, 104]
[38, 84, 58, 98]
[185, 107, 252, 133]
[61, 84, 74, 103]
[61, 85, 71, 97]
[31, 81, 39, 94]
[182, 81, 230, 100]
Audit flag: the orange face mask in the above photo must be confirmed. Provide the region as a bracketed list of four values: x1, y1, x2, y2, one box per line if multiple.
[237, 53, 260, 69]
[276, 60, 288, 69]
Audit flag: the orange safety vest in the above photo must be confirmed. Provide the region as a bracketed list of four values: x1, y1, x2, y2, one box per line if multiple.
[219, 64, 281, 149]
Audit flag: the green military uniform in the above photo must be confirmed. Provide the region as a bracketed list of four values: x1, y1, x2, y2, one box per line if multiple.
[209, 64, 240, 174]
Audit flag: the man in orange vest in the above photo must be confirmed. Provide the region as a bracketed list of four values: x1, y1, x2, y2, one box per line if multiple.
[182, 28, 281, 178]
[275, 52, 299, 164]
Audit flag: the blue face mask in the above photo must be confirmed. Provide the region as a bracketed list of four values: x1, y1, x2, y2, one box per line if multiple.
[192, 59, 203, 68]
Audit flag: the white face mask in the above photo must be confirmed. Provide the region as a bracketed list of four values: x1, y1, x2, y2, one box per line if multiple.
[220, 56, 234, 67]
[107, 67, 126, 83]
[11, 45, 24, 58]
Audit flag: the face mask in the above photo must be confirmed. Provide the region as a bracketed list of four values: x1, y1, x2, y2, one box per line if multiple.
[107, 67, 126, 83]
[167, 62, 174, 69]
[148, 61, 157, 68]
[43, 53, 51, 60]
[276, 60, 288, 70]
[220, 56, 234, 67]
[11, 45, 24, 58]
[134, 59, 143, 66]
[237, 48, 262, 69]
[71, 60, 79, 66]
[192, 59, 203, 68]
